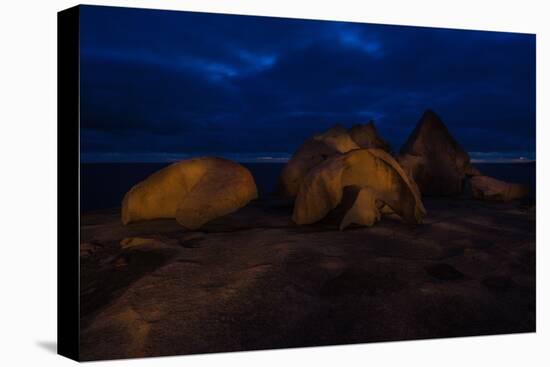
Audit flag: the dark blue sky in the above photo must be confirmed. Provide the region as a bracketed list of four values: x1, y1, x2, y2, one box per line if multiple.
[79, 5, 536, 163]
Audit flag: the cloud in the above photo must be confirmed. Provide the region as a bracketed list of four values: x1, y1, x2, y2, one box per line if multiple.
[79, 5, 536, 160]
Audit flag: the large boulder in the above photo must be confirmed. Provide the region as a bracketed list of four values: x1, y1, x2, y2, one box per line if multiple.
[313, 124, 361, 152]
[279, 122, 391, 197]
[349, 121, 391, 151]
[292, 148, 426, 229]
[279, 125, 359, 197]
[122, 157, 258, 229]
[470, 176, 528, 201]
[398, 109, 475, 196]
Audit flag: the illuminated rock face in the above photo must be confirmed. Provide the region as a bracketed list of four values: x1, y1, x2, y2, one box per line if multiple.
[399, 110, 474, 196]
[279, 125, 359, 197]
[280, 122, 391, 197]
[122, 157, 258, 229]
[338, 186, 382, 230]
[470, 176, 528, 201]
[292, 148, 426, 229]
[313, 124, 361, 152]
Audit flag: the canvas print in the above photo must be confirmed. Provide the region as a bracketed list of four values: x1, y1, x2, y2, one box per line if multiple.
[68, 4, 535, 361]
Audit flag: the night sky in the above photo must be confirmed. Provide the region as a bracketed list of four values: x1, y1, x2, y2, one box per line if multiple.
[79, 5, 536, 163]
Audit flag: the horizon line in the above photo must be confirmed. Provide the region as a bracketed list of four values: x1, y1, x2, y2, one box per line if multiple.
[80, 151, 536, 164]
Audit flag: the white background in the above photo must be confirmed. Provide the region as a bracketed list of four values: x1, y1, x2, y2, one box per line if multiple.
[0, 0, 548, 365]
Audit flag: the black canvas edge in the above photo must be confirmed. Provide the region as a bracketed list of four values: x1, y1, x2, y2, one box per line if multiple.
[58, 5, 80, 362]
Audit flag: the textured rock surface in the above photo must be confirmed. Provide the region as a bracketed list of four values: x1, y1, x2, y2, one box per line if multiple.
[471, 176, 529, 201]
[279, 122, 392, 197]
[279, 125, 359, 197]
[349, 121, 391, 151]
[313, 124, 360, 152]
[121, 157, 258, 229]
[80, 197, 535, 360]
[399, 110, 472, 196]
[292, 149, 426, 228]
[339, 186, 382, 229]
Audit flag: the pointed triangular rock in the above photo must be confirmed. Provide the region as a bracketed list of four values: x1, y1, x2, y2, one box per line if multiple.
[398, 109, 472, 196]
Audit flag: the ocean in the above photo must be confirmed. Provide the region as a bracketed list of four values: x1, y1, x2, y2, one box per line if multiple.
[80, 162, 535, 212]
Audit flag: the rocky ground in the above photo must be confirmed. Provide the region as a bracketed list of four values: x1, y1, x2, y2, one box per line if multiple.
[79, 196, 535, 361]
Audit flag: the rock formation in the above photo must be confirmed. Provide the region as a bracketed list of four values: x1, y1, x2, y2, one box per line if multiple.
[349, 121, 391, 151]
[121, 157, 258, 229]
[398, 109, 477, 196]
[292, 148, 426, 229]
[470, 176, 528, 201]
[280, 122, 390, 197]
[313, 124, 361, 152]
[465, 164, 482, 177]
[279, 125, 359, 197]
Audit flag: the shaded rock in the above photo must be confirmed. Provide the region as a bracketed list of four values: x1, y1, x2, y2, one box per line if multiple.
[120, 237, 167, 250]
[399, 110, 470, 196]
[349, 121, 391, 151]
[519, 196, 536, 214]
[425, 263, 464, 281]
[339, 186, 383, 229]
[178, 232, 206, 248]
[279, 125, 359, 197]
[79, 195, 535, 360]
[320, 268, 407, 298]
[470, 176, 528, 201]
[292, 148, 426, 228]
[122, 157, 258, 229]
[465, 164, 482, 177]
[80, 242, 102, 258]
[482, 275, 514, 292]
[80, 238, 180, 331]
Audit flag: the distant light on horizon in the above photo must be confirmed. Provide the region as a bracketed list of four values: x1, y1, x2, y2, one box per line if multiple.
[469, 151, 535, 164]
